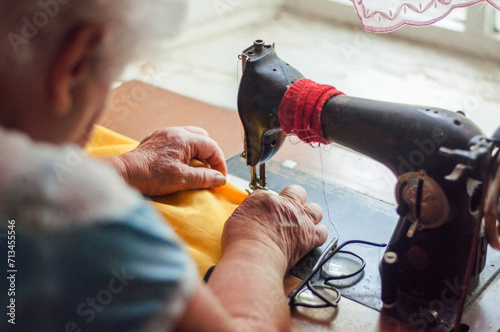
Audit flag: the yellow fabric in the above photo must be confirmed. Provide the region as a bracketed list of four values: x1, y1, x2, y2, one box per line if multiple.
[85, 125, 248, 277]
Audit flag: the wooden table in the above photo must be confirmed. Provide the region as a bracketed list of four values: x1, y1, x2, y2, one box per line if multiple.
[99, 80, 500, 332]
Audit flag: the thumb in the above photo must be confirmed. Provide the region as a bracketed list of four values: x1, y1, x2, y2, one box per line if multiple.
[315, 224, 329, 248]
[183, 166, 227, 190]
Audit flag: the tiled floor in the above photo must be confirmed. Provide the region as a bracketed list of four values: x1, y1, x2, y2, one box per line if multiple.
[121, 9, 500, 204]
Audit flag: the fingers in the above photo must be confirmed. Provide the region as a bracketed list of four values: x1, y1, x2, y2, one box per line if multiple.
[279, 185, 307, 204]
[183, 165, 227, 190]
[281, 186, 326, 246]
[172, 126, 227, 175]
[279, 185, 323, 224]
[190, 134, 227, 176]
[314, 224, 329, 247]
[304, 202, 323, 225]
[182, 126, 209, 137]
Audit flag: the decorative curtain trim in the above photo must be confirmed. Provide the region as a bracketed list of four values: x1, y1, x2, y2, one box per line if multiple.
[351, 0, 499, 32]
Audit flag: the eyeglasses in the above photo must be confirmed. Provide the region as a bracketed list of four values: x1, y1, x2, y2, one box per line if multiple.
[288, 238, 387, 308]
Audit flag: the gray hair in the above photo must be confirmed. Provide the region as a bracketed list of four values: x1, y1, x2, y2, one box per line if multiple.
[0, 0, 186, 74]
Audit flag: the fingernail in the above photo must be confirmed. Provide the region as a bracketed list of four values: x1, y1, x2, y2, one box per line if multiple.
[213, 174, 226, 186]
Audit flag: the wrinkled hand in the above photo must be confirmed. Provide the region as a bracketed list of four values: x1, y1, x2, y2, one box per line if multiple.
[222, 185, 328, 272]
[106, 126, 227, 196]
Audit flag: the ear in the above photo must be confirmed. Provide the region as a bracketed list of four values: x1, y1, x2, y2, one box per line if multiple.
[49, 24, 104, 117]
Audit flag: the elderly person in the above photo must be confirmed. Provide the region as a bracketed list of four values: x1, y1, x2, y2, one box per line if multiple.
[0, 1, 328, 331]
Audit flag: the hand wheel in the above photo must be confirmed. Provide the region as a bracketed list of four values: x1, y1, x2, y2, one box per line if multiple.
[484, 153, 500, 250]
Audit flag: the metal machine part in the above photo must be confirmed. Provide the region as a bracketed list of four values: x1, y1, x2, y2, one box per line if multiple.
[238, 40, 304, 190]
[314, 85, 488, 318]
[396, 170, 450, 233]
[236, 40, 500, 329]
[484, 151, 500, 249]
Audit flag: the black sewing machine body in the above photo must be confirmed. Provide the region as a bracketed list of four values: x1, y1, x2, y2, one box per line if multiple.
[238, 40, 500, 330]
[322, 96, 487, 300]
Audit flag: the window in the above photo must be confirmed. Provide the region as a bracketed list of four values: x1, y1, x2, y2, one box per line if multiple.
[285, 0, 500, 60]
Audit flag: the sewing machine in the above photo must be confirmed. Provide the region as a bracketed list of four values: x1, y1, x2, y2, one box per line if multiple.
[237, 40, 500, 331]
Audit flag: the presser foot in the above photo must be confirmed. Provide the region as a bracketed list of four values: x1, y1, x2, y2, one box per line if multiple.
[249, 164, 268, 191]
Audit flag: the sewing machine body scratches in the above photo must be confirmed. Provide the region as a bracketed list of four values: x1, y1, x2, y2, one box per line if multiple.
[237, 40, 500, 330]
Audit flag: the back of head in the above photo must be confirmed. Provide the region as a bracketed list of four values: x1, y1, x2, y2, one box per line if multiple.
[0, 0, 187, 75]
[0, 0, 187, 144]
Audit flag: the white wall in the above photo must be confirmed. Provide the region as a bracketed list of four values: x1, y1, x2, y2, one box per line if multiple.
[163, 0, 285, 49]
